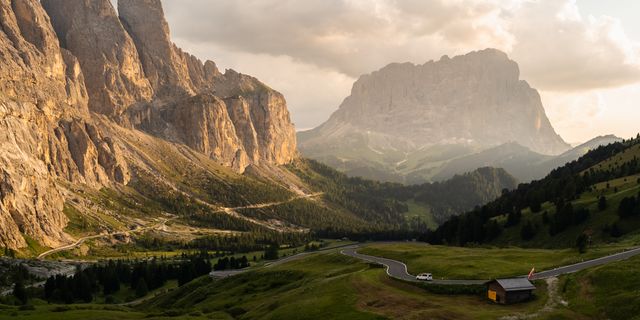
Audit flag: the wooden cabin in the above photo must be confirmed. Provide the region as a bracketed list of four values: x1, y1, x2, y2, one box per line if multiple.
[486, 278, 536, 304]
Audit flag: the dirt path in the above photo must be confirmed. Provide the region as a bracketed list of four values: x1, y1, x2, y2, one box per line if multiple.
[37, 192, 323, 259]
[499, 277, 567, 320]
[37, 216, 174, 259]
[223, 192, 323, 211]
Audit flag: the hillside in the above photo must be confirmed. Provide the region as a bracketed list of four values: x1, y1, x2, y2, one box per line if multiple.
[298, 49, 570, 184]
[288, 160, 518, 228]
[425, 134, 640, 248]
[0, 0, 300, 252]
[434, 135, 623, 182]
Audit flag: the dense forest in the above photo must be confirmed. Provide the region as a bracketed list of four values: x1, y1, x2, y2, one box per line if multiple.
[42, 253, 212, 305]
[288, 160, 517, 226]
[423, 135, 640, 247]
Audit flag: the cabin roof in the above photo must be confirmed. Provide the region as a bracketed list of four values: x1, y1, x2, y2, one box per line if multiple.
[488, 278, 536, 292]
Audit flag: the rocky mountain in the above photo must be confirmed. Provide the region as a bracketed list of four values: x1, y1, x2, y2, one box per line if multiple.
[298, 49, 571, 183]
[0, 1, 556, 253]
[0, 0, 296, 250]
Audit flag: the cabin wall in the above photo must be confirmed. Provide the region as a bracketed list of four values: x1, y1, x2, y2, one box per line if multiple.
[487, 283, 507, 304]
[505, 290, 533, 304]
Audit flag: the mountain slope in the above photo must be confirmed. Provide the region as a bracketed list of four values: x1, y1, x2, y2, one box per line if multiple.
[288, 160, 518, 228]
[0, 0, 298, 251]
[299, 49, 569, 183]
[434, 135, 623, 182]
[426, 135, 640, 248]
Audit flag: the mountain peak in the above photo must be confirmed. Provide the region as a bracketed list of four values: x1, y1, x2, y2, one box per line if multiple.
[305, 49, 567, 155]
[299, 49, 570, 183]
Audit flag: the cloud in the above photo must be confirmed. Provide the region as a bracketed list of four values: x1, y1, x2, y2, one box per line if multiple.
[161, 0, 640, 92]
[155, 0, 640, 137]
[161, 0, 514, 77]
[509, 0, 640, 91]
[542, 85, 640, 143]
[172, 38, 354, 131]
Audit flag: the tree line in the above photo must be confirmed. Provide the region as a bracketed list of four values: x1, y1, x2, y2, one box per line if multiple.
[422, 136, 640, 247]
[41, 252, 212, 305]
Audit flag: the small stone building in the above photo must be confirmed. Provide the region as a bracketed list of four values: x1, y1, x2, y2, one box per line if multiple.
[486, 278, 536, 304]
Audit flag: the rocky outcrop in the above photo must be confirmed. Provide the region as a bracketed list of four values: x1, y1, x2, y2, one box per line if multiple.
[0, 0, 298, 250]
[118, 0, 195, 97]
[0, 0, 74, 249]
[161, 94, 249, 171]
[42, 0, 153, 117]
[214, 70, 298, 165]
[116, 0, 297, 167]
[224, 96, 260, 163]
[0, 0, 132, 249]
[299, 49, 569, 183]
[54, 119, 131, 186]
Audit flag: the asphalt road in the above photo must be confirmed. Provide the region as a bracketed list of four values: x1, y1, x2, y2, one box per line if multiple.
[341, 245, 640, 284]
[340, 246, 486, 285]
[209, 242, 355, 279]
[530, 246, 640, 280]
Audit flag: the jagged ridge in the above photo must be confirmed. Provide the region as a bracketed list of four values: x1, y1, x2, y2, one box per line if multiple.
[0, 0, 297, 250]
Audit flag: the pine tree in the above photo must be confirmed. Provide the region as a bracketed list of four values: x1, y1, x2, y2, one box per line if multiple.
[44, 277, 55, 301]
[520, 221, 536, 241]
[598, 196, 607, 211]
[264, 243, 279, 260]
[13, 280, 27, 305]
[76, 273, 93, 303]
[542, 211, 550, 225]
[135, 278, 149, 298]
[576, 233, 589, 254]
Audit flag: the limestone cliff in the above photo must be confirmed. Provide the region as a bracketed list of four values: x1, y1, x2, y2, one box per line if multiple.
[118, 0, 195, 97]
[0, 0, 130, 249]
[160, 94, 249, 171]
[42, 0, 154, 117]
[116, 0, 297, 167]
[0, 0, 298, 250]
[299, 49, 570, 183]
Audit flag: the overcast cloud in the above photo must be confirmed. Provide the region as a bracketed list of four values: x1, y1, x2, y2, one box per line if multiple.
[157, 0, 640, 142]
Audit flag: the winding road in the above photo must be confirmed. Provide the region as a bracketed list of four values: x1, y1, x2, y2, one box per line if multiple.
[340, 246, 486, 285]
[37, 192, 324, 260]
[210, 243, 640, 285]
[529, 246, 640, 280]
[37, 216, 174, 259]
[341, 244, 640, 283]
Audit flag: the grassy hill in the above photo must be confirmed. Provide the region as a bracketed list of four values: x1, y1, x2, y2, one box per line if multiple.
[359, 243, 623, 280]
[0, 250, 557, 320]
[559, 255, 640, 320]
[426, 134, 640, 248]
[11, 244, 639, 319]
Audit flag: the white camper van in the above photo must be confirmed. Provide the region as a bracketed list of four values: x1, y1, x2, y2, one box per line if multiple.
[416, 273, 433, 281]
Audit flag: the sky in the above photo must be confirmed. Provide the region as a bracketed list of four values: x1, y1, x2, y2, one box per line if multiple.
[155, 0, 640, 144]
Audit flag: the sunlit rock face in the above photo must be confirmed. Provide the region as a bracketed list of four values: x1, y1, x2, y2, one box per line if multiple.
[303, 49, 568, 156]
[299, 49, 569, 183]
[0, 0, 297, 249]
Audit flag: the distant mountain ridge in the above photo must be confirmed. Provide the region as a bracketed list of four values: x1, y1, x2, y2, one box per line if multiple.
[426, 135, 640, 248]
[434, 135, 623, 182]
[298, 49, 571, 183]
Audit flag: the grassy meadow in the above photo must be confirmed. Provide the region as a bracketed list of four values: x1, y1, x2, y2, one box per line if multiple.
[359, 242, 623, 280]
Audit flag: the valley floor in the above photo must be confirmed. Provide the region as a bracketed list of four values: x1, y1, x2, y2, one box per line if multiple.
[2, 242, 638, 320]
